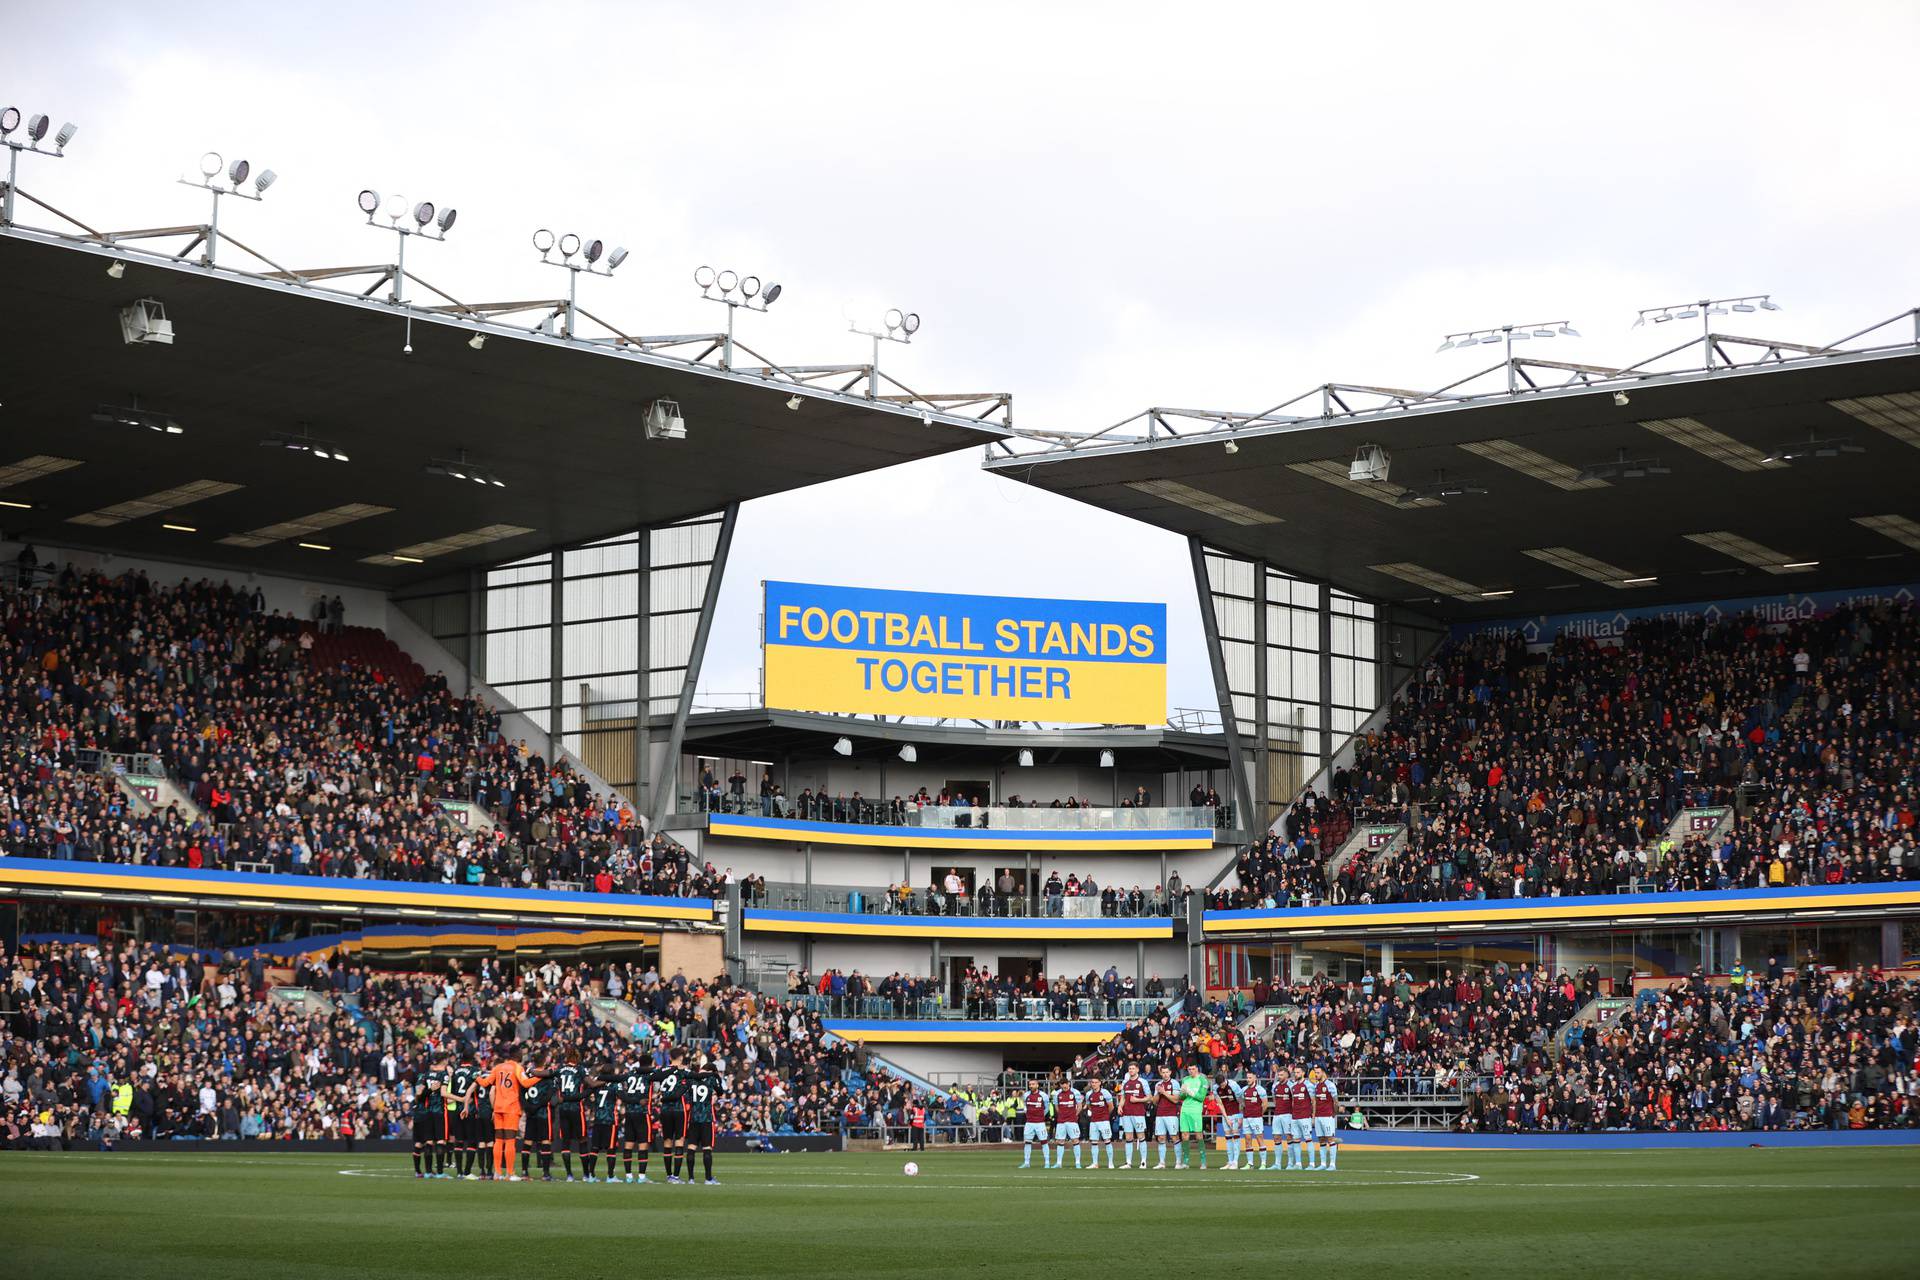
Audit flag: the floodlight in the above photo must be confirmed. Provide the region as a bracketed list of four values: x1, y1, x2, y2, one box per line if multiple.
[694, 265, 716, 288]
[1224, 439, 1239, 454]
[1732, 302, 1754, 312]
[254, 169, 277, 195]
[26, 114, 48, 142]
[533, 228, 556, 252]
[1760, 297, 1781, 310]
[902, 313, 920, 334]
[383, 193, 406, 220]
[358, 189, 381, 214]
[786, 395, 802, 411]
[1559, 325, 1580, 337]
[54, 122, 76, 148]
[106, 260, 125, 280]
[607, 246, 629, 269]
[227, 158, 250, 185]
[469, 333, 485, 350]
[436, 207, 456, 232]
[1613, 390, 1630, 407]
[1653, 312, 1672, 323]
[412, 201, 435, 227]
[584, 239, 603, 264]
[0, 107, 18, 135]
[884, 307, 904, 330]
[717, 269, 738, 292]
[1017, 749, 1035, 768]
[741, 274, 760, 297]
[559, 233, 580, 257]
[1676, 307, 1699, 319]
[762, 283, 782, 305]
[833, 737, 853, 757]
[1099, 750, 1116, 768]
[1532, 328, 1554, 338]
[898, 744, 917, 763]
[1478, 333, 1501, 344]
[200, 151, 222, 178]
[1435, 339, 1454, 352]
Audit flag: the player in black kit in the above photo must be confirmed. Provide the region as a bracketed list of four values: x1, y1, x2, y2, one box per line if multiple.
[448, 1053, 486, 1179]
[551, 1053, 591, 1182]
[614, 1052, 654, 1183]
[652, 1049, 692, 1183]
[685, 1053, 725, 1186]
[521, 1072, 556, 1181]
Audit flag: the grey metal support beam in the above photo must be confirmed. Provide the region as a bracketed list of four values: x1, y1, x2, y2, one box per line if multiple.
[1253, 558, 1271, 832]
[1318, 584, 1335, 776]
[548, 549, 564, 761]
[634, 527, 653, 815]
[1188, 536, 1256, 831]
[466, 567, 486, 698]
[645, 503, 739, 833]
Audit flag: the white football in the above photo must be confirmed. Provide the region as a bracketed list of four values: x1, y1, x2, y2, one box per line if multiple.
[903, 1161, 920, 1177]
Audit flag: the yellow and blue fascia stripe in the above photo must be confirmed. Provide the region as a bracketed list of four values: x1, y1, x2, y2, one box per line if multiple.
[743, 907, 1173, 941]
[1204, 881, 1920, 936]
[0, 857, 715, 924]
[822, 1018, 1125, 1045]
[708, 813, 1214, 852]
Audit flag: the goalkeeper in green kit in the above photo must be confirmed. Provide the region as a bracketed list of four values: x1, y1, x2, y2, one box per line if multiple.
[1178, 1063, 1210, 1171]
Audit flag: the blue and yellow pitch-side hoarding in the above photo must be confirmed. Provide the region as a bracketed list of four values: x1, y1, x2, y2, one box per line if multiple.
[762, 581, 1166, 723]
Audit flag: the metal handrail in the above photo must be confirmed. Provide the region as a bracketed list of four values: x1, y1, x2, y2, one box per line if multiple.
[752, 880, 1182, 919]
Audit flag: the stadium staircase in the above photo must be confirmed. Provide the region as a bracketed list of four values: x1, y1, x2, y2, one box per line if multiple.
[1550, 996, 1631, 1058]
[826, 1042, 952, 1104]
[586, 996, 647, 1040]
[1326, 820, 1407, 880]
[269, 987, 338, 1017]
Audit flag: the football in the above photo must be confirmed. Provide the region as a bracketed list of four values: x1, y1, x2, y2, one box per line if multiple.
[902, 1162, 920, 1177]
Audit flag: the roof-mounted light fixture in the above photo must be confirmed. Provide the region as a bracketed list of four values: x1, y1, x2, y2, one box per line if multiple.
[176, 149, 278, 267]
[1, 104, 77, 227]
[532, 227, 629, 339]
[1437, 320, 1579, 393]
[424, 449, 506, 489]
[1633, 294, 1779, 369]
[695, 264, 782, 369]
[260, 425, 350, 464]
[849, 305, 922, 399]
[354, 185, 458, 322]
[91, 398, 183, 436]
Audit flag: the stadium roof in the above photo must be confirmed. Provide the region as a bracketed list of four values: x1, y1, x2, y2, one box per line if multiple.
[985, 315, 1920, 620]
[0, 228, 1012, 588]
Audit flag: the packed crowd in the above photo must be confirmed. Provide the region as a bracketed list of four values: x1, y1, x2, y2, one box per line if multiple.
[749, 867, 1189, 919]
[0, 936, 945, 1148]
[1218, 604, 1920, 908]
[785, 965, 1177, 1020]
[1027, 959, 1919, 1133]
[0, 566, 719, 899]
[699, 769, 1227, 827]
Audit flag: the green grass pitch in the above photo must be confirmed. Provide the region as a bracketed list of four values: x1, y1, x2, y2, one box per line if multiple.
[4, 1146, 1916, 1279]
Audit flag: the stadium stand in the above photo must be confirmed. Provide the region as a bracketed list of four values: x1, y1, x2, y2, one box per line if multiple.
[1217, 604, 1920, 908]
[2, 567, 716, 898]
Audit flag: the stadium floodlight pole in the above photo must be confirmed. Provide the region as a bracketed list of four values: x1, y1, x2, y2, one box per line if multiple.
[848, 308, 922, 399]
[1436, 321, 1579, 393]
[0, 107, 77, 227]
[532, 231, 627, 338]
[694, 266, 782, 369]
[356, 188, 458, 306]
[1632, 294, 1780, 370]
[177, 151, 276, 267]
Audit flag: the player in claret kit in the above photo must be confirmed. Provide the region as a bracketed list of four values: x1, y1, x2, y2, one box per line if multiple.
[1238, 1068, 1271, 1171]
[1116, 1063, 1151, 1169]
[1017, 1081, 1052, 1168]
[1150, 1066, 1181, 1169]
[1216, 1067, 1244, 1170]
[1082, 1078, 1117, 1171]
[1309, 1067, 1340, 1170]
[1284, 1065, 1312, 1170]
[1050, 1078, 1083, 1170]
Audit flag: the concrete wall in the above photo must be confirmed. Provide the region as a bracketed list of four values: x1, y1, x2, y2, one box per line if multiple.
[659, 931, 724, 983]
[869, 1045, 1006, 1083]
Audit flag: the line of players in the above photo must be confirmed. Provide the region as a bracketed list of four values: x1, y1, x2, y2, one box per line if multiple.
[408, 1043, 729, 1185]
[1016, 1062, 1342, 1172]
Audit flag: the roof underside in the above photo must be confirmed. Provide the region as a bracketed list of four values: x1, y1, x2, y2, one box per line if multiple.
[0, 232, 1005, 588]
[989, 352, 1920, 620]
[680, 709, 1230, 768]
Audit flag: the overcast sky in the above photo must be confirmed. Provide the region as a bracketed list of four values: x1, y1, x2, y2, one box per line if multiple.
[12, 2, 1920, 713]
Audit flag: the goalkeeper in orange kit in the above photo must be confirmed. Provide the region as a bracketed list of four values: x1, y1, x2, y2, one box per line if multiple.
[478, 1046, 552, 1182]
